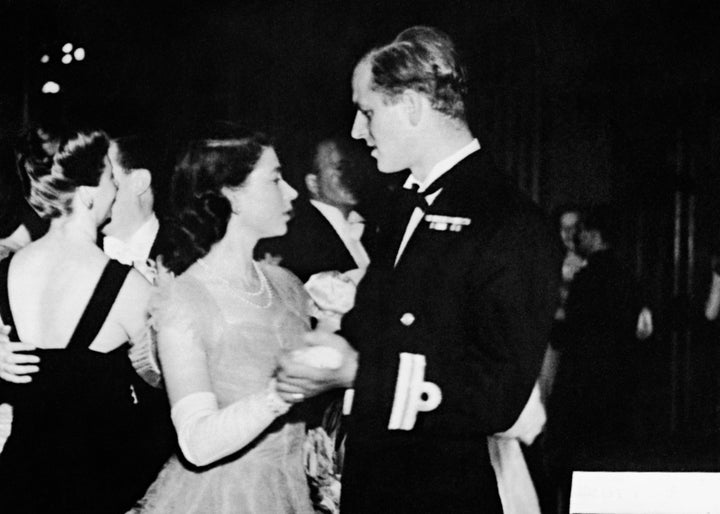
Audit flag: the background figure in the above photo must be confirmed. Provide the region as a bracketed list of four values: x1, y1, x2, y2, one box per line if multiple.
[0, 126, 56, 259]
[277, 26, 560, 514]
[545, 204, 647, 513]
[102, 133, 177, 492]
[256, 136, 374, 282]
[0, 129, 156, 513]
[103, 134, 172, 282]
[13, 121, 64, 198]
[545, 204, 586, 403]
[0, 130, 59, 450]
[131, 124, 315, 513]
[705, 252, 720, 323]
[703, 249, 720, 431]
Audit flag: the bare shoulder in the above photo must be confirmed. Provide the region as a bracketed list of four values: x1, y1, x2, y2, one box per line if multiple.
[115, 268, 153, 311]
[11, 239, 108, 284]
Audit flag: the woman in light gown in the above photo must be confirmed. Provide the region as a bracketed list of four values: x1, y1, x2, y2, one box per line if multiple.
[131, 125, 315, 513]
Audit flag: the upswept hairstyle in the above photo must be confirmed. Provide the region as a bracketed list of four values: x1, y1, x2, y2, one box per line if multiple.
[362, 25, 468, 121]
[14, 125, 59, 198]
[162, 123, 272, 275]
[29, 130, 110, 219]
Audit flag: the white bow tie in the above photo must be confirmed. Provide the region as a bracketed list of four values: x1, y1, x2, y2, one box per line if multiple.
[346, 211, 365, 241]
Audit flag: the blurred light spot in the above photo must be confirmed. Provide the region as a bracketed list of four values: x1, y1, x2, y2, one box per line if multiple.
[73, 47, 85, 61]
[61, 54, 72, 64]
[62, 43, 73, 53]
[41, 81, 60, 94]
[40, 54, 50, 64]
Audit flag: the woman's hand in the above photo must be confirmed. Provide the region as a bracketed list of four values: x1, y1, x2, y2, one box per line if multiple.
[0, 326, 40, 384]
[275, 330, 358, 403]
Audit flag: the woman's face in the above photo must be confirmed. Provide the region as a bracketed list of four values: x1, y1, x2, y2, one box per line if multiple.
[93, 155, 118, 225]
[230, 146, 297, 239]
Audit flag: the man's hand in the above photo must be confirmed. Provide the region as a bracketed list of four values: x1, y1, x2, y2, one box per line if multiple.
[275, 330, 358, 403]
[0, 325, 40, 384]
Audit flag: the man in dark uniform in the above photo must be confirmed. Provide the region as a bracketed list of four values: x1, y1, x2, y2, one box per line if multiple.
[277, 26, 560, 513]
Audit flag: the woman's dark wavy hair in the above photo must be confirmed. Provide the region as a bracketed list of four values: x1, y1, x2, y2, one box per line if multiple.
[362, 26, 468, 121]
[162, 124, 272, 275]
[28, 130, 110, 219]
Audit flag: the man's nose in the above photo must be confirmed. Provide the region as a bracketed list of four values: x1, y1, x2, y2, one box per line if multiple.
[351, 111, 366, 140]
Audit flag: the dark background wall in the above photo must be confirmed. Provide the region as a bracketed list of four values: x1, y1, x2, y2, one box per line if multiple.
[2, 0, 720, 453]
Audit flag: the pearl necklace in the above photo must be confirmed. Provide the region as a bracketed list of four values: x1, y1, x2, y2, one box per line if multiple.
[197, 259, 274, 309]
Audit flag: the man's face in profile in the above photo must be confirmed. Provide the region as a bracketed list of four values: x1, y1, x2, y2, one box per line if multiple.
[314, 141, 358, 209]
[351, 60, 412, 174]
[103, 142, 137, 237]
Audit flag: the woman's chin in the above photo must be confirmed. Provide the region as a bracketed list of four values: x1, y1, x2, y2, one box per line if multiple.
[260, 224, 288, 240]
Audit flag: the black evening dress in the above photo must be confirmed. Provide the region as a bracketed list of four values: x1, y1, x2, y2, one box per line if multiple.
[0, 256, 148, 513]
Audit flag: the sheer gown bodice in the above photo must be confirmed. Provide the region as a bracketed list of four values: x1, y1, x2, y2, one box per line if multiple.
[132, 262, 314, 514]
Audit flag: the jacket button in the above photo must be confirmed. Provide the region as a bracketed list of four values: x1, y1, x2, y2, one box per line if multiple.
[400, 313, 415, 326]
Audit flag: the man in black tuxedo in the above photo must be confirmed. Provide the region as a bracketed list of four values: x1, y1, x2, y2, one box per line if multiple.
[256, 137, 372, 282]
[103, 134, 171, 279]
[102, 134, 176, 499]
[277, 26, 560, 513]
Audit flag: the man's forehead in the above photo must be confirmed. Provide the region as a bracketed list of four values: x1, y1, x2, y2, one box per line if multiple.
[316, 142, 343, 171]
[351, 61, 373, 101]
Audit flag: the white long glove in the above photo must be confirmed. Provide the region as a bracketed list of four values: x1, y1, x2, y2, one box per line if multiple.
[171, 381, 290, 467]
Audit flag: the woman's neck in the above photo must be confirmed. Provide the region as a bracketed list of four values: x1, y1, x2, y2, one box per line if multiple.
[50, 212, 98, 245]
[203, 228, 258, 281]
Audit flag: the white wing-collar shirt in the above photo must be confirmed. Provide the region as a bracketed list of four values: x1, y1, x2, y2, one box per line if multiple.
[103, 213, 160, 282]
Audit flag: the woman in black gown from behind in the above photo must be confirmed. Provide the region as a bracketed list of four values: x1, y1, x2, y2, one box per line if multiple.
[0, 130, 154, 513]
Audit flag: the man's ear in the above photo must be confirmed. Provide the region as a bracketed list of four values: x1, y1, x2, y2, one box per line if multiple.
[131, 169, 152, 196]
[402, 89, 424, 126]
[305, 173, 319, 197]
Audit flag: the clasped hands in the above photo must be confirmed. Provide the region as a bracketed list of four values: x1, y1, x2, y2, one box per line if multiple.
[274, 329, 358, 405]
